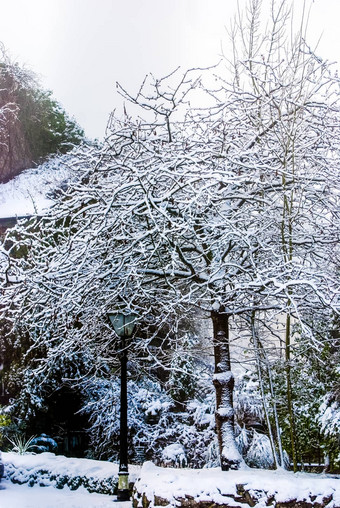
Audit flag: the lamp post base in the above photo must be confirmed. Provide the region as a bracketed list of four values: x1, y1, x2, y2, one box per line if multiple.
[117, 489, 130, 501]
[117, 472, 130, 501]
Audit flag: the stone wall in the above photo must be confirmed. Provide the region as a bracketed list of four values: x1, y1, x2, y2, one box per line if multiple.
[132, 462, 340, 508]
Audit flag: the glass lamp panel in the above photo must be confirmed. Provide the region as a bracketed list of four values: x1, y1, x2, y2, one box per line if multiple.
[123, 313, 138, 337]
[108, 312, 125, 337]
[108, 312, 138, 337]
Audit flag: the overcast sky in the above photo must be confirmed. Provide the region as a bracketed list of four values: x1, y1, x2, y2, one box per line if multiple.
[0, 0, 339, 140]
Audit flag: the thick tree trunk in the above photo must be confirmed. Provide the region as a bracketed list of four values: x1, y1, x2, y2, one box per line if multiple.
[212, 309, 243, 470]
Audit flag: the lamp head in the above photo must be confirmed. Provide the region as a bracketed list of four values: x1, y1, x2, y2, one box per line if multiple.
[107, 311, 138, 338]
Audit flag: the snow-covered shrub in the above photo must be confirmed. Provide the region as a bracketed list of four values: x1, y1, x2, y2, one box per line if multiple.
[161, 443, 187, 467]
[130, 383, 217, 469]
[317, 393, 340, 468]
[202, 438, 220, 468]
[318, 398, 340, 438]
[233, 373, 277, 468]
[235, 426, 280, 469]
[83, 370, 287, 469]
[245, 431, 275, 469]
[166, 335, 199, 404]
[234, 371, 264, 428]
[235, 426, 251, 456]
[82, 376, 217, 468]
[31, 434, 58, 453]
[3, 452, 121, 494]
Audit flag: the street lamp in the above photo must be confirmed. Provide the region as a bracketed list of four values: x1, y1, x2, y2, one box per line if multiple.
[107, 310, 138, 502]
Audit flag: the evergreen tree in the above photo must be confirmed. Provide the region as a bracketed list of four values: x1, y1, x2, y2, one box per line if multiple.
[0, 45, 85, 183]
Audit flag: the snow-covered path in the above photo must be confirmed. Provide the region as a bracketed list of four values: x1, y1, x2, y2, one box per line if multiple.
[0, 479, 131, 508]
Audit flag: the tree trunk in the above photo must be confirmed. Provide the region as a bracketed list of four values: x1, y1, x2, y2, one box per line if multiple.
[212, 309, 243, 470]
[285, 310, 298, 472]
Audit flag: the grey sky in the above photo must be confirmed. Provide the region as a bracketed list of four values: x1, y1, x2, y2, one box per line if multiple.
[0, 0, 339, 140]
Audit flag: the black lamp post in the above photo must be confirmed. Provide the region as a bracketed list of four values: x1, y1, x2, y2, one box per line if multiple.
[107, 310, 138, 501]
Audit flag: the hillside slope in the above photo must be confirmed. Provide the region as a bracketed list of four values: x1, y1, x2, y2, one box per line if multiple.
[0, 153, 76, 218]
[0, 47, 84, 183]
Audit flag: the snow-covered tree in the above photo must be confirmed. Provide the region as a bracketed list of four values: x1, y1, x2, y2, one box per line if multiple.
[1, 0, 339, 470]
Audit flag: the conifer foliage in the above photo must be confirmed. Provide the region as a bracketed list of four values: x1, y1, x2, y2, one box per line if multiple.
[0, 45, 84, 183]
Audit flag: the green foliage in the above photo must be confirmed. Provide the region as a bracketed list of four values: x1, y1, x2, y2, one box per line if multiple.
[167, 335, 199, 404]
[0, 412, 11, 446]
[17, 87, 85, 162]
[0, 413, 11, 427]
[7, 433, 37, 454]
[0, 49, 85, 178]
[266, 318, 339, 471]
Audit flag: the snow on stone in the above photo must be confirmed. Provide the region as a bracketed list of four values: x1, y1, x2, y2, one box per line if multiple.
[2, 453, 340, 508]
[134, 462, 340, 508]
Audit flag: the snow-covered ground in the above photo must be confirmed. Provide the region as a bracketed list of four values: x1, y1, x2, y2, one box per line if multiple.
[0, 155, 74, 217]
[0, 453, 340, 508]
[2, 452, 340, 508]
[0, 479, 130, 508]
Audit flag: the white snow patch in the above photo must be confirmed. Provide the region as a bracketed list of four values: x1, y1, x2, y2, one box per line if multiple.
[213, 371, 233, 383]
[0, 479, 127, 508]
[134, 462, 340, 507]
[0, 157, 74, 218]
[3, 451, 139, 479]
[161, 444, 187, 467]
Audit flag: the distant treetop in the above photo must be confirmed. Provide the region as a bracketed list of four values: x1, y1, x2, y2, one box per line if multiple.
[0, 44, 85, 183]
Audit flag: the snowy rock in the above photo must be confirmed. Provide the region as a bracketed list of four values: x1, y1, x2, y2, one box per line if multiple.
[133, 462, 340, 508]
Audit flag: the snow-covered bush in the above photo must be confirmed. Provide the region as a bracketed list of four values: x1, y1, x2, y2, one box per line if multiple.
[317, 392, 340, 468]
[1, 451, 138, 494]
[318, 397, 340, 438]
[235, 426, 284, 469]
[234, 372, 264, 429]
[161, 443, 187, 468]
[166, 335, 199, 404]
[83, 370, 283, 470]
[235, 426, 251, 457]
[82, 376, 217, 469]
[233, 373, 277, 469]
[245, 431, 275, 469]
[31, 434, 58, 453]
